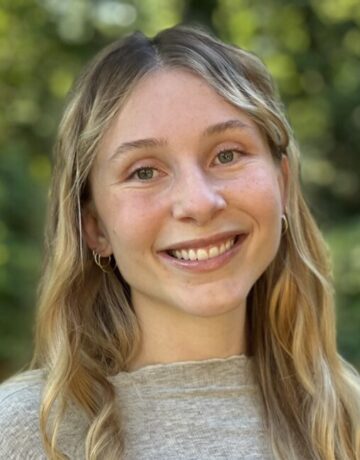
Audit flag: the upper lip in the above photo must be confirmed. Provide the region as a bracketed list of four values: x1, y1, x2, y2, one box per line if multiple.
[159, 230, 244, 252]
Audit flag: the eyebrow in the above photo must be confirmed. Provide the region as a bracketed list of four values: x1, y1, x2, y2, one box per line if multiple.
[108, 119, 251, 162]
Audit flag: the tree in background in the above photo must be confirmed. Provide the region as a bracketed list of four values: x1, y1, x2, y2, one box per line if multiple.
[0, 0, 359, 380]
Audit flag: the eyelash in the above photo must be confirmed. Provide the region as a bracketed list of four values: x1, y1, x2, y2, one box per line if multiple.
[127, 148, 245, 181]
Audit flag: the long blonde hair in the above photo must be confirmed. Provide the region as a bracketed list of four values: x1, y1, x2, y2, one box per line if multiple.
[31, 25, 360, 459]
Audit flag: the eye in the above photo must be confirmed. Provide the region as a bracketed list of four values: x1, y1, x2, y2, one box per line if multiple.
[214, 149, 243, 165]
[128, 166, 160, 181]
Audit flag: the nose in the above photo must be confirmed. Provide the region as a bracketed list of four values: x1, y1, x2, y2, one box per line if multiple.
[171, 168, 227, 225]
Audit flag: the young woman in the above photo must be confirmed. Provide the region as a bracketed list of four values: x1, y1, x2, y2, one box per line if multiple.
[0, 24, 359, 460]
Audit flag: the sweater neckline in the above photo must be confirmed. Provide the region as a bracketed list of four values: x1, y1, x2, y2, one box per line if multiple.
[112, 354, 256, 388]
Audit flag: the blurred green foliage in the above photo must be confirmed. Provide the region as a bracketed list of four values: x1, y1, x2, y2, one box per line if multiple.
[0, 0, 359, 380]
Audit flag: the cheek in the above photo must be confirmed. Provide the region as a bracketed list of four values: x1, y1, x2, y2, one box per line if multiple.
[103, 191, 165, 253]
[227, 165, 283, 216]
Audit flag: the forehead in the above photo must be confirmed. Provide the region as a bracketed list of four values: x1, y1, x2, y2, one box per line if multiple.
[118, 68, 257, 129]
[97, 68, 262, 161]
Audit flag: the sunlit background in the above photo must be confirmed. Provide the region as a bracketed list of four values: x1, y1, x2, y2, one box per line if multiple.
[0, 0, 359, 380]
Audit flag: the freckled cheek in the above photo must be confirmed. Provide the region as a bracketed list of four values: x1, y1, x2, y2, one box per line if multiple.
[225, 169, 282, 216]
[104, 193, 167, 254]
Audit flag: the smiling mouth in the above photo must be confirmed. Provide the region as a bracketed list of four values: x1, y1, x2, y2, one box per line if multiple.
[166, 235, 241, 261]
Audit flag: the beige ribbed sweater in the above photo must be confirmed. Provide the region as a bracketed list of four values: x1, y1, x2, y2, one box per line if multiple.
[0, 355, 275, 459]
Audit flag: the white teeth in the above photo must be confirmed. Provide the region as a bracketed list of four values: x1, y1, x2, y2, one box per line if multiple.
[181, 249, 189, 260]
[170, 237, 236, 261]
[197, 249, 208, 261]
[188, 249, 197, 261]
[209, 246, 219, 258]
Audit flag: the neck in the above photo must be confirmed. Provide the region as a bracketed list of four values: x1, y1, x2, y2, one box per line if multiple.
[128, 297, 248, 371]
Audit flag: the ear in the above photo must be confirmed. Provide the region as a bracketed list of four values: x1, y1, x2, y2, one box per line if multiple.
[278, 154, 290, 212]
[82, 203, 112, 257]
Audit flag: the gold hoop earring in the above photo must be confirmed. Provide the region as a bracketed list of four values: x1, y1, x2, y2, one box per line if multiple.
[281, 214, 288, 235]
[92, 250, 115, 273]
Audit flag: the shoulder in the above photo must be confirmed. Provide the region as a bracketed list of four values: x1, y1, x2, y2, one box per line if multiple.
[0, 368, 45, 416]
[0, 369, 47, 459]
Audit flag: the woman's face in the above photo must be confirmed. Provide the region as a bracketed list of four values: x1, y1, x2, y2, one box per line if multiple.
[83, 69, 288, 319]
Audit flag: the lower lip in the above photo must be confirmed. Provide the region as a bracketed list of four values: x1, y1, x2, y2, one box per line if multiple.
[158, 234, 248, 273]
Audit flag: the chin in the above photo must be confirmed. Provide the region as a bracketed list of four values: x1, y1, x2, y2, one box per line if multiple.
[176, 294, 247, 319]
